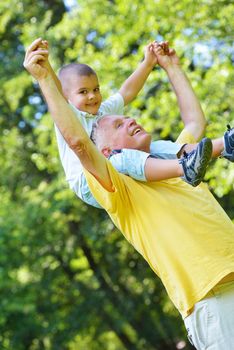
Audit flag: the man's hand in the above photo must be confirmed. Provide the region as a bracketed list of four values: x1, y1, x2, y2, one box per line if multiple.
[153, 41, 180, 71]
[23, 38, 49, 80]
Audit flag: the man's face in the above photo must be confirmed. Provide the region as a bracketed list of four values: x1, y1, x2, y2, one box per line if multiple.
[98, 115, 152, 156]
[66, 74, 102, 115]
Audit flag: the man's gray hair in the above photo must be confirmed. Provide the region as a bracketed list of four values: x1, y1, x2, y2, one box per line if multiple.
[90, 115, 109, 148]
[90, 120, 99, 145]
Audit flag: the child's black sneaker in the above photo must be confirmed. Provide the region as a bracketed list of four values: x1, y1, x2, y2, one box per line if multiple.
[179, 138, 212, 187]
[221, 125, 234, 162]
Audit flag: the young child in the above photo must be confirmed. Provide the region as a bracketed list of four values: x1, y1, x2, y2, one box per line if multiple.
[26, 39, 233, 209]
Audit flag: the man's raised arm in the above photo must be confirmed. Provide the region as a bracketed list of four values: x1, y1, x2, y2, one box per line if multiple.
[24, 38, 113, 192]
[154, 42, 207, 141]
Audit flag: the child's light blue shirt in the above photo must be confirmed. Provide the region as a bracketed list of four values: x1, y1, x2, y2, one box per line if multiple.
[55, 93, 182, 208]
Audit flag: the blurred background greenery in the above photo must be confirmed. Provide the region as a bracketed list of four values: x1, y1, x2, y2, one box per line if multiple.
[0, 0, 233, 349]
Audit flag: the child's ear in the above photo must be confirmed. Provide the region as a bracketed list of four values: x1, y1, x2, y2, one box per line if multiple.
[101, 147, 112, 158]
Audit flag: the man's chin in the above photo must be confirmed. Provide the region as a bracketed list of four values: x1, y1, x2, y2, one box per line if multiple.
[137, 134, 151, 152]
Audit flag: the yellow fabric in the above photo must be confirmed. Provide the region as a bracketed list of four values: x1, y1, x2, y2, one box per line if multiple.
[84, 129, 234, 318]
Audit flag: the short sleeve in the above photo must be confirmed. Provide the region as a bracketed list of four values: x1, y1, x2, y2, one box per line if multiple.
[99, 93, 124, 116]
[83, 160, 127, 213]
[109, 149, 150, 181]
[176, 128, 196, 144]
[150, 140, 182, 159]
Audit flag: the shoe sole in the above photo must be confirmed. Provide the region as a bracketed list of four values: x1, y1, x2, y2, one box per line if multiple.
[192, 138, 212, 186]
[222, 128, 234, 162]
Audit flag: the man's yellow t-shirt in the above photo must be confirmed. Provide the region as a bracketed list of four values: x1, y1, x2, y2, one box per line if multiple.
[84, 129, 234, 318]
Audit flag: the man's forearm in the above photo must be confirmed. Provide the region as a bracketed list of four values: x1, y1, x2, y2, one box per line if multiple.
[38, 75, 113, 191]
[46, 62, 65, 98]
[39, 76, 88, 144]
[166, 65, 207, 140]
[119, 60, 154, 105]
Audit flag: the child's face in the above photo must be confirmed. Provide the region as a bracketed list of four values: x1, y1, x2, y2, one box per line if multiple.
[66, 74, 102, 115]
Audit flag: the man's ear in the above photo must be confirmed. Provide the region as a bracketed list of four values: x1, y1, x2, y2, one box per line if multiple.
[101, 147, 112, 158]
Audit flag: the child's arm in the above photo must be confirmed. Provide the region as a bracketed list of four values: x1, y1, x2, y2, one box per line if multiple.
[118, 42, 161, 105]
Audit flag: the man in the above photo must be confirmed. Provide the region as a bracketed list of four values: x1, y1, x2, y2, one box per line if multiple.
[24, 40, 234, 350]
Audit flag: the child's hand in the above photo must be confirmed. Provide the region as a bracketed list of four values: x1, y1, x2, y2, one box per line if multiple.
[143, 42, 159, 68]
[23, 38, 49, 80]
[153, 41, 180, 70]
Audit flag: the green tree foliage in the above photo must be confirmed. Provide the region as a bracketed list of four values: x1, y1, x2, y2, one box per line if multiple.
[0, 0, 233, 349]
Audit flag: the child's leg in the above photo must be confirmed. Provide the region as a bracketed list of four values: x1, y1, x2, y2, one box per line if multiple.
[180, 125, 234, 161]
[211, 138, 224, 158]
[144, 158, 183, 181]
[182, 138, 224, 158]
[145, 138, 212, 187]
